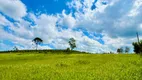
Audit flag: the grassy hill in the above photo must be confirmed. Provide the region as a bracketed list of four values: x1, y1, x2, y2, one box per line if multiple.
[0, 51, 141, 80]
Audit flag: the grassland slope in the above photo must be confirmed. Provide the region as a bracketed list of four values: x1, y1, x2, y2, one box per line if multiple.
[0, 52, 141, 80]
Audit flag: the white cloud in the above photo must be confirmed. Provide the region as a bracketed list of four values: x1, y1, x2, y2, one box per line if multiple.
[67, 0, 83, 12]
[58, 10, 76, 28]
[66, 0, 142, 52]
[0, 14, 11, 26]
[32, 14, 59, 43]
[128, 0, 142, 17]
[1, 0, 142, 53]
[0, 26, 30, 46]
[0, 0, 27, 20]
[69, 0, 142, 38]
[76, 36, 110, 53]
[28, 13, 37, 22]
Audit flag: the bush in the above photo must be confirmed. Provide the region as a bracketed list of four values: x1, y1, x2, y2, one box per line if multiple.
[66, 48, 70, 52]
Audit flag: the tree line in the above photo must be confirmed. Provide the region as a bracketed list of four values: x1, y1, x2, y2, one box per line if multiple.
[117, 47, 130, 53]
[116, 41, 142, 54]
[13, 37, 142, 54]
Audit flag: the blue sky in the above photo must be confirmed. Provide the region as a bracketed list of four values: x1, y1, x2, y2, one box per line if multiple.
[0, 0, 142, 53]
[21, 0, 71, 14]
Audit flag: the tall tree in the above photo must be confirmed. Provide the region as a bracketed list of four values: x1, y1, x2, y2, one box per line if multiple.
[68, 38, 76, 50]
[132, 40, 142, 54]
[32, 37, 43, 50]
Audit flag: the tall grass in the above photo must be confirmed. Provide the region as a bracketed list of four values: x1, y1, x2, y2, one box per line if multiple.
[0, 52, 141, 80]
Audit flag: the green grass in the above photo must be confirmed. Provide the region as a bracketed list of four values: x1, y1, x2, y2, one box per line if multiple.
[0, 52, 141, 80]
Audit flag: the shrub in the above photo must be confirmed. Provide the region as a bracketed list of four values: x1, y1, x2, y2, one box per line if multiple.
[66, 48, 70, 52]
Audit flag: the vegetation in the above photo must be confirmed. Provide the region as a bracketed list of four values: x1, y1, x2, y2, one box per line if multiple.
[13, 46, 18, 51]
[0, 33, 141, 80]
[133, 40, 142, 54]
[32, 37, 43, 50]
[125, 47, 130, 53]
[117, 47, 123, 53]
[68, 38, 76, 50]
[66, 47, 70, 52]
[0, 52, 141, 80]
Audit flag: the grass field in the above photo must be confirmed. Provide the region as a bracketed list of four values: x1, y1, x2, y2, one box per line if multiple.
[0, 52, 141, 80]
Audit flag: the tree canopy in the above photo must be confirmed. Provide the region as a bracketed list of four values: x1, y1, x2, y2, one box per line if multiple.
[132, 40, 142, 54]
[32, 37, 43, 50]
[69, 38, 76, 50]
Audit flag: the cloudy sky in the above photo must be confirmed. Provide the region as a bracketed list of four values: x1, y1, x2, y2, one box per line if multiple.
[0, 0, 142, 53]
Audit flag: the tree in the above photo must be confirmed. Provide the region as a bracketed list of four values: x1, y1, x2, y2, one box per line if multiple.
[68, 38, 76, 50]
[13, 46, 18, 51]
[132, 40, 142, 54]
[117, 47, 123, 53]
[32, 37, 43, 50]
[117, 48, 121, 53]
[125, 47, 130, 53]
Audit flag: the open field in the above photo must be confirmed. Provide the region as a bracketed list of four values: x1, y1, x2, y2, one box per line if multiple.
[0, 52, 142, 80]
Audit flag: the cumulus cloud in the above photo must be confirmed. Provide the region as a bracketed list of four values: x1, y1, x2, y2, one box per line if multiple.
[0, 0, 27, 20]
[31, 14, 59, 43]
[73, 0, 142, 38]
[29, 13, 108, 52]
[58, 10, 76, 28]
[66, 0, 142, 52]
[0, 14, 11, 26]
[0, 26, 32, 48]
[0, 0, 142, 53]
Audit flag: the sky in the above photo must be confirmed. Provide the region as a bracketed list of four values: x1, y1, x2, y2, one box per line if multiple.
[0, 0, 142, 53]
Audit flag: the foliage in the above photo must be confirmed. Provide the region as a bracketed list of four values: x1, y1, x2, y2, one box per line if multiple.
[66, 47, 70, 52]
[125, 47, 130, 53]
[0, 53, 141, 80]
[0, 50, 87, 54]
[68, 38, 76, 50]
[13, 46, 18, 51]
[132, 40, 142, 54]
[117, 47, 123, 53]
[32, 37, 43, 50]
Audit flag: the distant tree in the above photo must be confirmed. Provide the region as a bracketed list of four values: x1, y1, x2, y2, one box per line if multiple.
[120, 47, 123, 53]
[68, 38, 76, 50]
[125, 47, 130, 53]
[32, 37, 43, 50]
[109, 52, 113, 54]
[117, 48, 121, 53]
[13, 46, 18, 51]
[132, 40, 142, 54]
[117, 47, 123, 53]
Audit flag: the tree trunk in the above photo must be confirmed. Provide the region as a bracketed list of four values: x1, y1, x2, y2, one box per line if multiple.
[36, 44, 38, 51]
